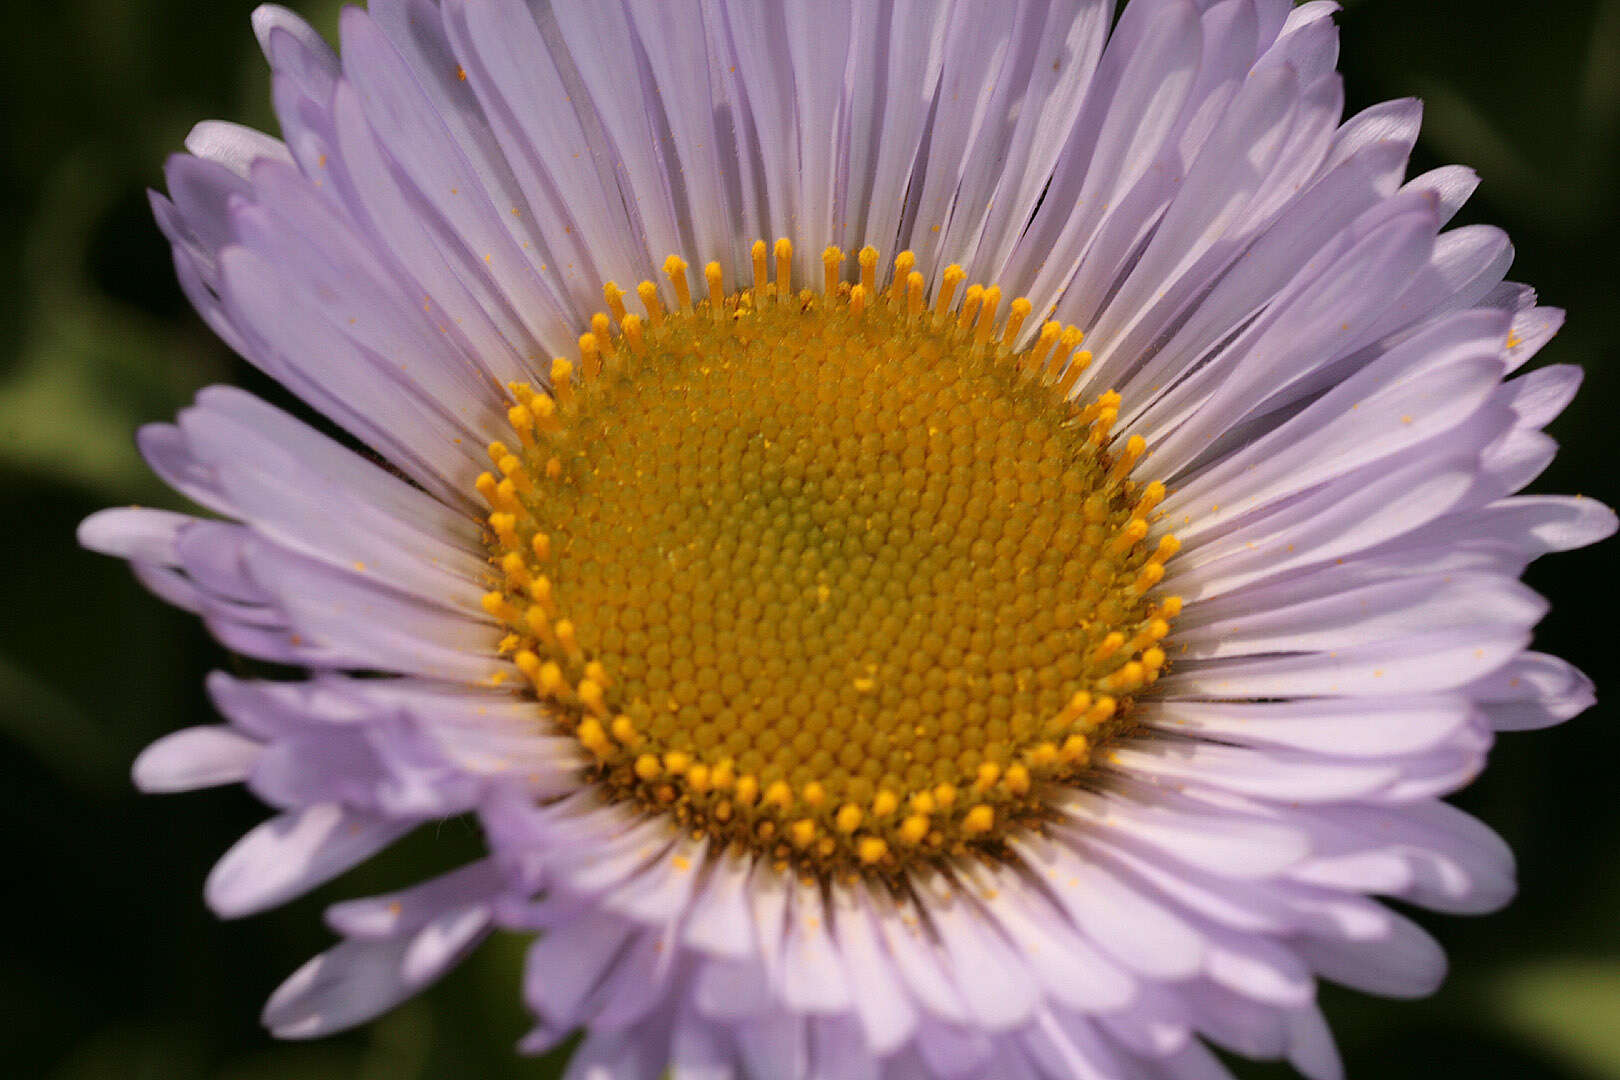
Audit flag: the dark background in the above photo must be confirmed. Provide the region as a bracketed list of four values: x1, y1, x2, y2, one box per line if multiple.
[2, 1, 1616, 1076]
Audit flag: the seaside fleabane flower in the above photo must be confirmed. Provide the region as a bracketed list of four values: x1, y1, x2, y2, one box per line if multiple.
[80, 0, 1615, 1076]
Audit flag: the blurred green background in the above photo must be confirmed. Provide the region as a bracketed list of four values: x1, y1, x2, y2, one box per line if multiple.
[1, 1, 1617, 1076]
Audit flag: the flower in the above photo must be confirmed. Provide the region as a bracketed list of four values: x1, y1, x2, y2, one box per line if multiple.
[79, 0, 1615, 1076]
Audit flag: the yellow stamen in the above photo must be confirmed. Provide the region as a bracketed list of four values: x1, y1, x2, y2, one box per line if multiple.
[859, 246, 878, 295]
[1001, 297, 1032, 349]
[636, 279, 664, 326]
[704, 261, 724, 314]
[663, 255, 691, 312]
[935, 264, 965, 320]
[604, 281, 628, 324]
[774, 237, 793, 300]
[751, 240, 769, 296]
[822, 246, 843, 296]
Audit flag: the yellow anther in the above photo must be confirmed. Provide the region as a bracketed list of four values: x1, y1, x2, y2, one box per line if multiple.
[528, 576, 556, 617]
[603, 281, 628, 323]
[577, 718, 615, 758]
[1133, 480, 1166, 520]
[686, 763, 712, 794]
[1057, 690, 1093, 726]
[1110, 518, 1150, 557]
[1108, 435, 1146, 486]
[497, 632, 520, 655]
[822, 246, 844, 296]
[974, 761, 1001, 792]
[872, 789, 900, 818]
[774, 238, 793, 298]
[531, 394, 560, 432]
[898, 816, 930, 845]
[932, 783, 958, 809]
[1002, 763, 1031, 796]
[500, 551, 531, 587]
[1102, 662, 1145, 694]
[835, 804, 864, 833]
[710, 760, 736, 790]
[578, 333, 600, 380]
[1001, 297, 1033, 348]
[764, 780, 793, 810]
[610, 715, 641, 748]
[858, 245, 878, 295]
[734, 775, 760, 806]
[512, 648, 540, 679]
[1092, 632, 1125, 663]
[554, 621, 583, 663]
[857, 837, 889, 865]
[957, 284, 984, 332]
[1026, 321, 1062, 374]
[850, 284, 868, 317]
[664, 255, 691, 311]
[663, 751, 691, 775]
[550, 358, 574, 408]
[1148, 534, 1181, 565]
[481, 591, 519, 624]
[1089, 407, 1118, 446]
[621, 313, 644, 353]
[507, 403, 536, 448]
[1128, 620, 1170, 654]
[1086, 697, 1117, 725]
[790, 819, 818, 848]
[892, 250, 916, 292]
[1142, 647, 1167, 671]
[486, 440, 512, 465]
[910, 791, 937, 816]
[935, 264, 965, 319]
[495, 477, 519, 508]
[577, 678, 607, 717]
[590, 312, 615, 356]
[1059, 734, 1090, 763]
[962, 805, 995, 835]
[1056, 347, 1093, 396]
[1157, 596, 1184, 619]
[905, 271, 925, 320]
[497, 450, 531, 484]
[635, 754, 662, 781]
[474, 472, 508, 510]
[704, 261, 724, 314]
[584, 660, 611, 688]
[482, 514, 515, 550]
[636, 280, 664, 326]
[530, 532, 551, 562]
[751, 240, 769, 295]
[973, 285, 1001, 344]
[538, 662, 571, 699]
[1048, 326, 1086, 377]
[1026, 742, 1058, 768]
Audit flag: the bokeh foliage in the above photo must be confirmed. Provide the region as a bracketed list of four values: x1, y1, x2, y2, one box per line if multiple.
[1, 1, 1615, 1076]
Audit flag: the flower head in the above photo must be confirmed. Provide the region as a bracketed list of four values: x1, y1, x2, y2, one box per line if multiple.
[82, 1, 1615, 1077]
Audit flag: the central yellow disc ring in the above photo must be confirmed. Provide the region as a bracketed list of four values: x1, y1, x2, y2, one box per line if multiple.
[477, 242, 1179, 878]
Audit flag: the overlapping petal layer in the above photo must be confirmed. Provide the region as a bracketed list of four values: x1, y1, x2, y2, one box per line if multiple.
[82, 1, 1613, 1077]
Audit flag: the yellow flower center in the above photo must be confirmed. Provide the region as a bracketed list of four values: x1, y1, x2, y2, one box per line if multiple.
[477, 241, 1179, 878]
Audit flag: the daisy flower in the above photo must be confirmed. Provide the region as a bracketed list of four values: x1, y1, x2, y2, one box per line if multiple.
[81, 0, 1614, 1077]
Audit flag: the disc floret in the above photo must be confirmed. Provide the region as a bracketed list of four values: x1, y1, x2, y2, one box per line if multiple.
[476, 241, 1179, 878]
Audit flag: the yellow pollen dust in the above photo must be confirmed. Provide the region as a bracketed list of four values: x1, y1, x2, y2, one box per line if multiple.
[476, 241, 1179, 879]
